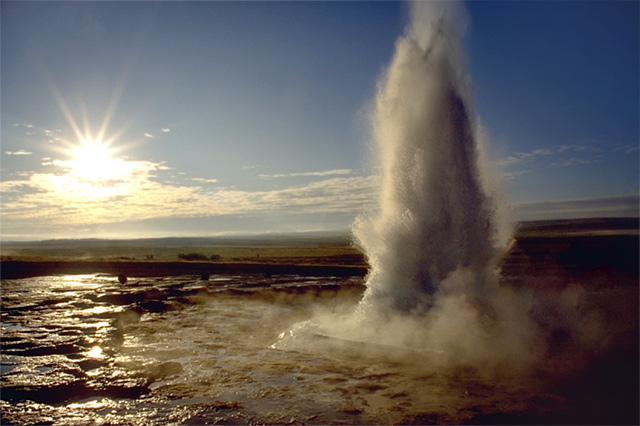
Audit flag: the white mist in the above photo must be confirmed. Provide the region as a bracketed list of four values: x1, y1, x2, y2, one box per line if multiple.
[353, 1, 511, 315]
[278, 1, 538, 374]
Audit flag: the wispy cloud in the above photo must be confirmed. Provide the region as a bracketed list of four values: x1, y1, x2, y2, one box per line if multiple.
[143, 132, 154, 138]
[252, 176, 374, 214]
[555, 144, 602, 154]
[515, 194, 639, 221]
[551, 157, 602, 167]
[1, 163, 374, 232]
[498, 151, 541, 169]
[501, 143, 613, 177]
[191, 177, 219, 184]
[161, 128, 171, 133]
[504, 144, 603, 167]
[502, 169, 532, 181]
[503, 148, 553, 166]
[258, 169, 353, 179]
[614, 143, 639, 154]
[5, 150, 33, 156]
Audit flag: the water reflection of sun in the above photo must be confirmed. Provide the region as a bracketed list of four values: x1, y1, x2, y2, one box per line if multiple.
[86, 345, 104, 359]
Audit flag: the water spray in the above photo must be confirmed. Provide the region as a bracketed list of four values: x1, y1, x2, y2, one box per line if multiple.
[353, 1, 510, 315]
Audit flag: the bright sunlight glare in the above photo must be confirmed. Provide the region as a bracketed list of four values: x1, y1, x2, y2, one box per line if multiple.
[70, 139, 119, 182]
[86, 346, 104, 359]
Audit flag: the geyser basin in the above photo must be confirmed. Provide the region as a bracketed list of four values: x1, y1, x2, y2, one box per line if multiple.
[275, 4, 639, 424]
[2, 225, 638, 425]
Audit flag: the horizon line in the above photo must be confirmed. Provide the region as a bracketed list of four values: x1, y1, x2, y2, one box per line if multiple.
[2, 216, 638, 244]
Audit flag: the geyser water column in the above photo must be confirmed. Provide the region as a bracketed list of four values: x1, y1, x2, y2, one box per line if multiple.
[276, 3, 533, 369]
[353, 1, 511, 315]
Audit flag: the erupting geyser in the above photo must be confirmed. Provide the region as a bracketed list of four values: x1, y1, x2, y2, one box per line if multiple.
[280, 1, 535, 371]
[353, 1, 511, 315]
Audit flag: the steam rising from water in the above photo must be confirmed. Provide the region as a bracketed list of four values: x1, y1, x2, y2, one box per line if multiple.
[353, 1, 510, 314]
[280, 2, 540, 373]
[352, 1, 524, 342]
[274, 2, 621, 381]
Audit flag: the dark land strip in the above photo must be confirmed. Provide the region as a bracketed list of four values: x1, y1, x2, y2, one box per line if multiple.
[0, 259, 368, 280]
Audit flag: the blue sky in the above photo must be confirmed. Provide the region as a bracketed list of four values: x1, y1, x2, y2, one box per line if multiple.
[2, 1, 638, 240]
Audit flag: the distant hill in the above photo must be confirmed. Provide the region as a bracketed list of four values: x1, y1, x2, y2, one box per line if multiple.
[2, 218, 638, 250]
[517, 217, 638, 234]
[1, 231, 354, 250]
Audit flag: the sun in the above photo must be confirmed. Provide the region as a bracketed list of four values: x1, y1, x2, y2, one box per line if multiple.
[69, 138, 120, 182]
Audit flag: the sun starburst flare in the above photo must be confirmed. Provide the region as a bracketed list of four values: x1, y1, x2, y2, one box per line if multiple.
[69, 138, 119, 182]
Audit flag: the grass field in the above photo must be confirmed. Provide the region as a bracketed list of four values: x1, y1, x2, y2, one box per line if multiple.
[1, 244, 363, 263]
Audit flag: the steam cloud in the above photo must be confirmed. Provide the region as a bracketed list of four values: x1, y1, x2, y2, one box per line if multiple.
[343, 1, 536, 372]
[277, 1, 609, 379]
[353, 1, 509, 314]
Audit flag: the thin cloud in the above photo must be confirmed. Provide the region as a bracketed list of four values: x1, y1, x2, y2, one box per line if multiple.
[254, 176, 375, 214]
[502, 148, 553, 166]
[1, 160, 187, 225]
[502, 143, 610, 177]
[1, 165, 374, 231]
[515, 194, 639, 221]
[191, 177, 219, 184]
[143, 132, 154, 138]
[555, 144, 602, 153]
[503, 169, 532, 181]
[551, 157, 602, 167]
[161, 128, 171, 133]
[5, 150, 33, 156]
[614, 143, 639, 154]
[259, 169, 353, 179]
[505, 144, 605, 167]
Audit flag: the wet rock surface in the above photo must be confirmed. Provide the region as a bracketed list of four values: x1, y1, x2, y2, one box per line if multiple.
[1, 271, 637, 425]
[1, 274, 368, 424]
